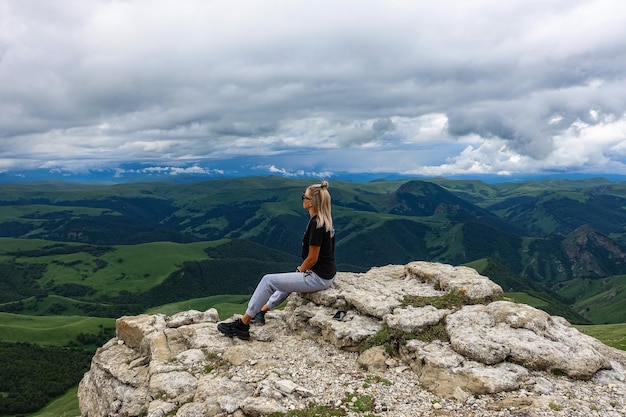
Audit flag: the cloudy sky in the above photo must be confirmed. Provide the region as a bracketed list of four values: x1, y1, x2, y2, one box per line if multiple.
[2, 0, 626, 180]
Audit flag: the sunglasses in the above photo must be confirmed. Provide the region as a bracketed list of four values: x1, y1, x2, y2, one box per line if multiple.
[301, 194, 312, 201]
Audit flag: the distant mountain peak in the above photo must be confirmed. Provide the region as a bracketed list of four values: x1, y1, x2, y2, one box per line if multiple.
[563, 225, 626, 278]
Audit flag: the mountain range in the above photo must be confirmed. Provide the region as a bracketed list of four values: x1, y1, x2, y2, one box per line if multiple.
[1, 176, 626, 325]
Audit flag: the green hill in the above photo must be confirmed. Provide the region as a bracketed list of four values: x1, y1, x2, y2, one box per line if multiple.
[576, 323, 626, 351]
[0, 237, 297, 317]
[555, 275, 626, 324]
[466, 258, 591, 324]
[3, 176, 626, 323]
[0, 313, 114, 347]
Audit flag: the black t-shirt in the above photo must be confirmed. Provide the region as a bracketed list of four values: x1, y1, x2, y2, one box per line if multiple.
[301, 215, 337, 279]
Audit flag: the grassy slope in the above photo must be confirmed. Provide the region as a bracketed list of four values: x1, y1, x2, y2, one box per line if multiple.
[1, 238, 220, 298]
[26, 387, 80, 417]
[505, 292, 550, 307]
[576, 323, 626, 351]
[466, 258, 592, 324]
[0, 312, 114, 346]
[556, 275, 626, 324]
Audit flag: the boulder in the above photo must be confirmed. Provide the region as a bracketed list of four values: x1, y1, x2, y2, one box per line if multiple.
[78, 261, 626, 417]
[445, 301, 611, 378]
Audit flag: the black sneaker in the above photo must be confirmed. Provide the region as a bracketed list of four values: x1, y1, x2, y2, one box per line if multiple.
[217, 319, 250, 340]
[252, 311, 266, 325]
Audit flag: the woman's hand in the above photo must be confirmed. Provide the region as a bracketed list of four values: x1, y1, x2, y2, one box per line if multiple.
[298, 245, 320, 272]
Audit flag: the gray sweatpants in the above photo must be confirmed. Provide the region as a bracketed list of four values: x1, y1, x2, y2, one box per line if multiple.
[245, 270, 335, 318]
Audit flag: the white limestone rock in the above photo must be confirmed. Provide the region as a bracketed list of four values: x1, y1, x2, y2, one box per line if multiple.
[166, 308, 219, 328]
[406, 261, 504, 299]
[384, 305, 451, 333]
[241, 397, 287, 416]
[148, 370, 198, 400]
[78, 261, 626, 417]
[446, 301, 612, 378]
[116, 313, 167, 350]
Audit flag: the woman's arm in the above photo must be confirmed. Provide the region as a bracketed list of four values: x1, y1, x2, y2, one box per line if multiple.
[298, 245, 320, 272]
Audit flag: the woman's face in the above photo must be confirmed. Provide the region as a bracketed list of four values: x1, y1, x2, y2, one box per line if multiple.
[302, 189, 313, 209]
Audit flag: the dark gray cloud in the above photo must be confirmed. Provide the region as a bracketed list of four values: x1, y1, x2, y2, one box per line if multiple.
[1, 0, 626, 177]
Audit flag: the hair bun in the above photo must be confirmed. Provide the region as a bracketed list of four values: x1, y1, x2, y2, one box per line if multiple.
[320, 180, 329, 188]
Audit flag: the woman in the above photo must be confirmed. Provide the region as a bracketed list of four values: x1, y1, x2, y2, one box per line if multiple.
[217, 180, 337, 340]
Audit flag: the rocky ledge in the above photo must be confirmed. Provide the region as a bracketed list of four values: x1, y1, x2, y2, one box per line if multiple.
[78, 261, 626, 417]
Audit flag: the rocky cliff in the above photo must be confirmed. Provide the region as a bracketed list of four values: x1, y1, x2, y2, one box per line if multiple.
[78, 261, 626, 417]
[563, 225, 626, 277]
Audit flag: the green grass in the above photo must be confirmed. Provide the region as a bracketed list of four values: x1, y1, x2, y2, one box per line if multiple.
[557, 276, 626, 324]
[505, 292, 550, 307]
[575, 323, 626, 351]
[25, 387, 80, 417]
[82, 241, 218, 294]
[0, 238, 57, 261]
[0, 205, 118, 241]
[2, 238, 221, 298]
[403, 289, 501, 310]
[4, 294, 112, 316]
[0, 312, 114, 346]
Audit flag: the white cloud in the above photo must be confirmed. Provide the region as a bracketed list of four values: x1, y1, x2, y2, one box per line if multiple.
[1, 0, 626, 178]
[264, 165, 332, 179]
[118, 164, 224, 177]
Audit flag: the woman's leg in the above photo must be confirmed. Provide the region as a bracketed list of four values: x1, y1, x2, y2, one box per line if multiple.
[245, 271, 333, 318]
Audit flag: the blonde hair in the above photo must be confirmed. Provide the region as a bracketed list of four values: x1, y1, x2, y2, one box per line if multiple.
[307, 180, 333, 233]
